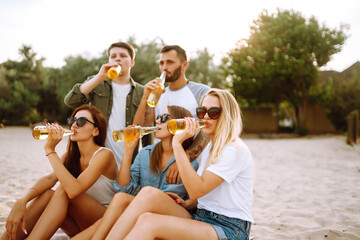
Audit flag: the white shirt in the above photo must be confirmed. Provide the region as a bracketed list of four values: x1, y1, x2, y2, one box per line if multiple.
[105, 82, 131, 169]
[155, 84, 199, 119]
[197, 139, 254, 223]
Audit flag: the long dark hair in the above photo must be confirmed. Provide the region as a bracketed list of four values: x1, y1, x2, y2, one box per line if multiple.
[150, 105, 194, 174]
[64, 105, 107, 178]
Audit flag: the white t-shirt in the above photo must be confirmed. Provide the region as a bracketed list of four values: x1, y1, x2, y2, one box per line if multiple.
[105, 82, 131, 169]
[155, 82, 209, 119]
[197, 139, 254, 223]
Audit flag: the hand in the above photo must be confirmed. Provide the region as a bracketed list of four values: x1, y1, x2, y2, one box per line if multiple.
[143, 78, 162, 98]
[173, 118, 199, 144]
[44, 123, 63, 154]
[97, 62, 120, 81]
[166, 162, 181, 184]
[166, 192, 186, 208]
[6, 199, 27, 240]
[123, 126, 140, 151]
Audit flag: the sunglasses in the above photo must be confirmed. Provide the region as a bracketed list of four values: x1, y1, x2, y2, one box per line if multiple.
[196, 107, 222, 120]
[67, 117, 97, 127]
[156, 113, 171, 123]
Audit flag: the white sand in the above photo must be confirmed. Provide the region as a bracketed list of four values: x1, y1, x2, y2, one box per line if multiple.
[246, 135, 360, 239]
[0, 127, 68, 239]
[1, 127, 360, 239]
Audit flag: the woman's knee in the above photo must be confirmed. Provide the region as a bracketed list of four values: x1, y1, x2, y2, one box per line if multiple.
[111, 192, 133, 206]
[125, 213, 159, 239]
[37, 189, 54, 201]
[53, 185, 67, 198]
[135, 212, 157, 229]
[34, 189, 54, 202]
[137, 186, 163, 200]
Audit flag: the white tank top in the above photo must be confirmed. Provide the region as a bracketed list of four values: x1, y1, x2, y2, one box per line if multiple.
[85, 147, 116, 207]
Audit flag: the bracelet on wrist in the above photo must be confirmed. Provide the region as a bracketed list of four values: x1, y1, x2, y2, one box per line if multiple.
[46, 151, 56, 157]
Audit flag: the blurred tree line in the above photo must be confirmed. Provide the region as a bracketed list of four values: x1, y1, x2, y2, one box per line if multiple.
[222, 9, 350, 135]
[1, 9, 357, 134]
[311, 63, 360, 131]
[0, 36, 223, 126]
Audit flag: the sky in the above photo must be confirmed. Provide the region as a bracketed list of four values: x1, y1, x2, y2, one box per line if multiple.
[1, 0, 359, 72]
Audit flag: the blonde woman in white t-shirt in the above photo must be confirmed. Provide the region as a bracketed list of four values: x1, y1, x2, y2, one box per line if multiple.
[104, 88, 253, 240]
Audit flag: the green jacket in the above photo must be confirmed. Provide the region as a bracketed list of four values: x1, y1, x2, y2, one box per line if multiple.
[64, 77, 152, 158]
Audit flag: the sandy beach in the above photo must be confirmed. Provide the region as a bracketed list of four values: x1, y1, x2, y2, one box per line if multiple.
[1, 127, 360, 239]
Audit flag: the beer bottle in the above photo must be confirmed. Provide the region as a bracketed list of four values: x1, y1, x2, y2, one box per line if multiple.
[113, 126, 157, 142]
[32, 126, 74, 140]
[167, 119, 205, 135]
[107, 65, 121, 79]
[146, 71, 166, 108]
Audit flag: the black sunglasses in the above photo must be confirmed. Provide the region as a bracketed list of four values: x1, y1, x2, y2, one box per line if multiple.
[196, 107, 222, 120]
[67, 117, 97, 127]
[156, 113, 171, 123]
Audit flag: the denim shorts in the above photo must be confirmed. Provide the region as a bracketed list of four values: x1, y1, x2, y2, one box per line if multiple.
[192, 208, 251, 240]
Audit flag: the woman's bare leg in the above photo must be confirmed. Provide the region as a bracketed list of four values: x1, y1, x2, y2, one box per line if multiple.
[70, 192, 133, 240]
[60, 212, 81, 237]
[27, 184, 108, 239]
[66, 192, 106, 231]
[70, 219, 101, 240]
[0, 189, 54, 240]
[124, 212, 218, 240]
[91, 192, 134, 240]
[106, 187, 191, 240]
[27, 186, 69, 240]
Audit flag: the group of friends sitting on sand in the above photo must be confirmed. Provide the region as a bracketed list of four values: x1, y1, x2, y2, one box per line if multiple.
[2, 43, 253, 240]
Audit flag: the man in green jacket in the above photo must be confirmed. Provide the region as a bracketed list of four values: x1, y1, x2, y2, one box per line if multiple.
[64, 42, 150, 168]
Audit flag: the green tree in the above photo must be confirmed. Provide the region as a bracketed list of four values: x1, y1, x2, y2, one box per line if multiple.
[57, 55, 105, 98]
[187, 48, 225, 88]
[323, 70, 360, 131]
[0, 65, 12, 123]
[0, 45, 45, 125]
[129, 36, 164, 85]
[53, 54, 107, 123]
[223, 9, 348, 134]
[37, 67, 63, 121]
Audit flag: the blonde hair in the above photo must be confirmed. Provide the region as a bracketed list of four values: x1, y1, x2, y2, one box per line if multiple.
[200, 89, 243, 165]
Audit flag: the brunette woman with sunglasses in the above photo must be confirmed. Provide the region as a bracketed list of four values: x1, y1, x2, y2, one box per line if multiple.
[1, 105, 118, 240]
[71, 105, 199, 239]
[104, 89, 253, 240]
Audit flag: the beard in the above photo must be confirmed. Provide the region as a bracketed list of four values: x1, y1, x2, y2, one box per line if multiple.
[165, 65, 182, 82]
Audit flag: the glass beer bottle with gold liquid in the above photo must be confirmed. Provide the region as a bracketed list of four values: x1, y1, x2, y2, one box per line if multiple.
[107, 65, 122, 79]
[32, 126, 74, 140]
[112, 126, 157, 142]
[146, 71, 167, 108]
[167, 119, 205, 135]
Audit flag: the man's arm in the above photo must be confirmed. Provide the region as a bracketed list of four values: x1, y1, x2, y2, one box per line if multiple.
[79, 74, 106, 95]
[133, 95, 155, 127]
[64, 82, 90, 109]
[80, 61, 118, 94]
[133, 78, 161, 126]
[64, 63, 114, 108]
